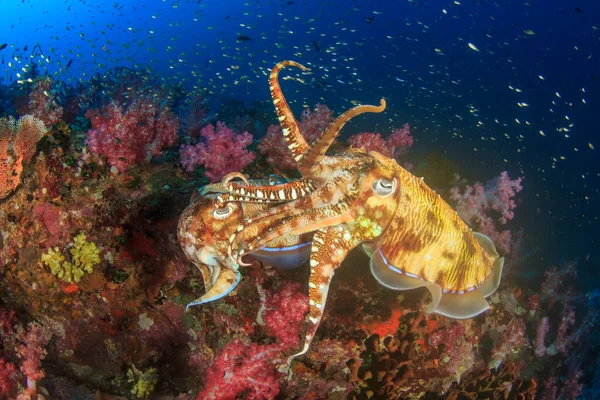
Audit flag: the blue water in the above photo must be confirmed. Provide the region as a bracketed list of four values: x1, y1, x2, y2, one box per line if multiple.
[1, 0, 599, 285]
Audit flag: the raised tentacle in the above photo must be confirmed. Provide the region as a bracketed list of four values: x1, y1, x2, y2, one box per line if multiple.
[269, 61, 311, 163]
[298, 99, 387, 177]
[292, 226, 361, 357]
[213, 178, 317, 208]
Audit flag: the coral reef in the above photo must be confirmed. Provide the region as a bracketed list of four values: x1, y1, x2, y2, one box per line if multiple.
[0, 73, 590, 400]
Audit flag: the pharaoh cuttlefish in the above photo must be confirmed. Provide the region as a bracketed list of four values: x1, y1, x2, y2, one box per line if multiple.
[177, 61, 504, 357]
[215, 61, 504, 356]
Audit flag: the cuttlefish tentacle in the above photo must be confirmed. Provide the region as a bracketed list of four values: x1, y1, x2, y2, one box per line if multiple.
[228, 162, 361, 253]
[294, 226, 363, 357]
[214, 178, 317, 208]
[232, 198, 355, 263]
[269, 60, 311, 162]
[298, 99, 387, 176]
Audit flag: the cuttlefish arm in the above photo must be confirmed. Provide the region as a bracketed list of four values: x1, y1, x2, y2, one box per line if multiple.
[212, 101, 385, 209]
[186, 266, 240, 311]
[297, 99, 386, 177]
[228, 165, 361, 262]
[293, 225, 366, 357]
[269, 61, 387, 177]
[269, 60, 311, 162]
[213, 178, 317, 208]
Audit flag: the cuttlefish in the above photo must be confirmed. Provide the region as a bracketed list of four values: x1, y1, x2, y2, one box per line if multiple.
[214, 61, 504, 357]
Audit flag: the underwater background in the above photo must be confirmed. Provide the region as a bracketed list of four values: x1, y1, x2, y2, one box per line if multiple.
[0, 0, 598, 399]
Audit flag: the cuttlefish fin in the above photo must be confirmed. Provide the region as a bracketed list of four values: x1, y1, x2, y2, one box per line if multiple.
[434, 287, 491, 319]
[250, 242, 312, 270]
[369, 233, 504, 319]
[472, 232, 504, 297]
[369, 249, 443, 313]
[186, 267, 241, 311]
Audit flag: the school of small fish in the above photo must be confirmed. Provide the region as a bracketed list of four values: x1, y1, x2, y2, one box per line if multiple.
[0, 0, 597, 228]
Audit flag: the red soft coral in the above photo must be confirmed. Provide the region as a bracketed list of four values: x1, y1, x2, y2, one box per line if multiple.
[86, 96, 179, 172]
[349, 123, 413, 158]
[198, 339, 283, 400]
[262, 281, 309, 348]
[16, 322, 51, 382]
[0, 359, 17, 398]
[179, 121, 255, 182]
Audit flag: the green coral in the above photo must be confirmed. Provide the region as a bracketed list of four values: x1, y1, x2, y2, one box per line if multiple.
[127, 365, 158, 399]
[41, 232, 100, 283]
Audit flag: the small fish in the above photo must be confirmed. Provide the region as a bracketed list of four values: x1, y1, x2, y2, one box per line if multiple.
[575, 7, 584, 14]
[366, 16, 375, 23]
[467, 42, 480, 52]
[523, 29, 535, 35]
[237, 35, 252, 42]
[312, 40, 321, 52]
[66, 59, 73, 68]
[0, 43, 7, 51]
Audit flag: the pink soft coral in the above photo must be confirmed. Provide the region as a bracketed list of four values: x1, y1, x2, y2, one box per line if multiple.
[179, 121, 255, 182]
[16, 322, 51, 382]
[86, 96, 179, 172]
[349, 123, 414, 158]
[198, 280, 308, 399]
[257, 124, 297, 171]
[262, 281, 309, 347]
[197, 339, 283, 400]
[0, 359, 17, 398]
[450, 171, 523, 253]
[17, 77, 63, 127]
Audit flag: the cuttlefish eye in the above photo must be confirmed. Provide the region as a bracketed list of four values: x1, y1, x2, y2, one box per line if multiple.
[372, 178, 397, 198]
[212, 204, 235, 219]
